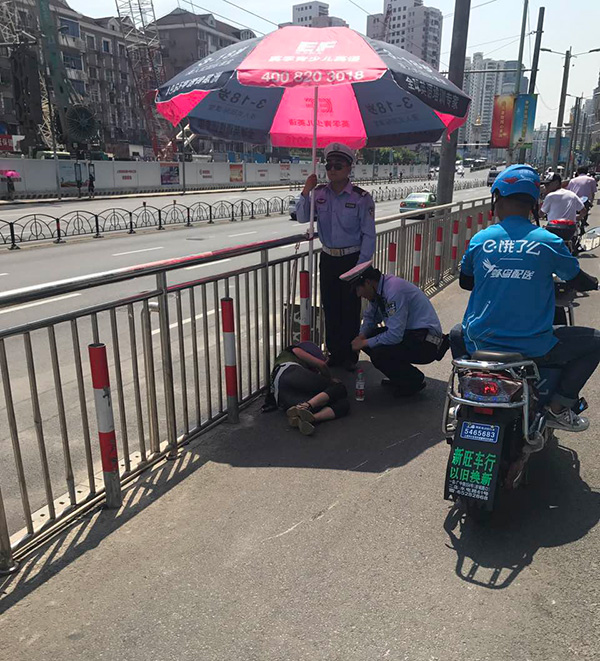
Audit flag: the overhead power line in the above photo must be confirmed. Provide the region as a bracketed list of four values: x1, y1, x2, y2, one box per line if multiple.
[217, 0, 279, 28]
[179, 0, 266, 36]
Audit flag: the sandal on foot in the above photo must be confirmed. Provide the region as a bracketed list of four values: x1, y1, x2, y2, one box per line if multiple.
[299, 419, 315, 436]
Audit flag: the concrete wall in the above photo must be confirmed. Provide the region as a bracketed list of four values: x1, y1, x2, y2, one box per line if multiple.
[0, 159, 430, 197]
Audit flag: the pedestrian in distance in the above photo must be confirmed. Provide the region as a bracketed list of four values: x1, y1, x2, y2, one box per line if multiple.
[265, 341, 350, 436]
[296, 142, 376, 371]
[568, 166, 597, 204]
[88, 171, 96, 199]
[342, 261, 449, 397]
[6, 174, 15, 201]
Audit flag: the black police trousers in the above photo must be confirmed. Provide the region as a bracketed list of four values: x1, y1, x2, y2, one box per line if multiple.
[363, 328, 438, 394]
[320, 251, 361, 364]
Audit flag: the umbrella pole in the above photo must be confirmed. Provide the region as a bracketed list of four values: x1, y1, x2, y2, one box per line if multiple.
[308, 86, 318, 338]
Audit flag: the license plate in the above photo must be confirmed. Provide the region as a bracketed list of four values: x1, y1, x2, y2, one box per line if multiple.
[460, 421, 500, 443]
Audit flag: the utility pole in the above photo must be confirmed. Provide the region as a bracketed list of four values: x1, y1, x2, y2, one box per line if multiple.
[564, 97, 580, 179]
[518, 6, 545, 163]
[508, 0, 528, 165]
[541, 121, 551, 173]
[438, 0, 472, 205]
[552, 48, 572, 171]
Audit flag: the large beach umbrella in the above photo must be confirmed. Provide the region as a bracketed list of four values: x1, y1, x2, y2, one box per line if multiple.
[156, 26, 470, 270]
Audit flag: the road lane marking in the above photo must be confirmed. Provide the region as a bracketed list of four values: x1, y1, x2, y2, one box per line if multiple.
[0, 293, 81, 315]
[151, 309, 216, 336]
[228, 231, 257, 238]
[185, 258, 231, 271]
[113, 246, 164, 257]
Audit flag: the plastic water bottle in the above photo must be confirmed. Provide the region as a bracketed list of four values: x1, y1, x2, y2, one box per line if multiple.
[355, 368, 365, 402]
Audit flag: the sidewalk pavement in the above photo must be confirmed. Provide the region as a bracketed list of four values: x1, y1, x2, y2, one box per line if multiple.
[2, 222, 600, 660]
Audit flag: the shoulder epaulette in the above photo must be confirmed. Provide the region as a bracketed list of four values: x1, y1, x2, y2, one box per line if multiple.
[352, 185, 368, 196]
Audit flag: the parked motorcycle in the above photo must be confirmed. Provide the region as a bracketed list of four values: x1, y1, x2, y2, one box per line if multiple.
[442, 284, 587, 522]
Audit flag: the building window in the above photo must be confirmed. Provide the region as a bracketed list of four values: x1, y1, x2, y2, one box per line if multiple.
[119, 44, 126, 57]
[89, 66, 97, 79]
[86, 34, 95, 50]
[120, 72, 128, 83]
[71, 80, 85, 95]
[59, 17, 80, 38]
[63, 53, 83, 70]
[102, 39, 111, 53]
[106, 69, 114, 82]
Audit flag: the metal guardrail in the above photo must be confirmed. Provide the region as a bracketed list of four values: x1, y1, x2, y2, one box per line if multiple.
[0, 194, 491, 572]
[0, 179, 486, 250]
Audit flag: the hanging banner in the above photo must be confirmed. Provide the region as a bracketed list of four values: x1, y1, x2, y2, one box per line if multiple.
[511, 94, 538, 149]
[490, 95, 515, 149]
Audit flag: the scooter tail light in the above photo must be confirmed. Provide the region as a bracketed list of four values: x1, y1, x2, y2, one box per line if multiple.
[459, 374, 522, 403]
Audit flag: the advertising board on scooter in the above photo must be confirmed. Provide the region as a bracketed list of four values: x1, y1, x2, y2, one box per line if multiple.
[444, 431, 504, 510]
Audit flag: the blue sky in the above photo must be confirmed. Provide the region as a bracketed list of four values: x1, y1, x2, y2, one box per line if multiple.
[72, 0, 600, 125]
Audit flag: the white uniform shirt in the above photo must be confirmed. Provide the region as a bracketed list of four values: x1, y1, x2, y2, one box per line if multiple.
[541, 189, 584, 222]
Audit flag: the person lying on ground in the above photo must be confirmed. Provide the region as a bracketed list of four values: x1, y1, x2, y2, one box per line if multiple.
[267, 341, 350, 436]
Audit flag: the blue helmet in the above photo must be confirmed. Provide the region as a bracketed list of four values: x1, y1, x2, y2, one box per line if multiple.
[490, 164, 541, 202]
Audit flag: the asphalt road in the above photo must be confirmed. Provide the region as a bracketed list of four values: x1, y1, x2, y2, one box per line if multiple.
[2, 253, 599, 660]
[0, 183, 489, 538]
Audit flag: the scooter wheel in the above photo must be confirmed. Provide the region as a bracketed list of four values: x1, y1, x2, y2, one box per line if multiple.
[460, 496, 493, 525]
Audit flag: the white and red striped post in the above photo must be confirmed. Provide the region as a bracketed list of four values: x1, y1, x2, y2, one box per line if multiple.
[464, 215, 473, 253]
[299, 270, 310, 342]
[451, 218, 459, 272]
[88, 344, 122, 509]
[477, 211, 484, 233]
[434, 226, 443, 283]
[487, 209, 494, 227]
[388, 242, 397, 275]
[221, 297, 239, 423]
[413, 233, 422, 286]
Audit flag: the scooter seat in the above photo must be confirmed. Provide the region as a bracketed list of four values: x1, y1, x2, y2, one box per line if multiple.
[471, 350, 525, 363]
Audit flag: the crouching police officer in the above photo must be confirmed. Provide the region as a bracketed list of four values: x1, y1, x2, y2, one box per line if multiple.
[296, 142, 376, 370]
[341, 262, 449, 396]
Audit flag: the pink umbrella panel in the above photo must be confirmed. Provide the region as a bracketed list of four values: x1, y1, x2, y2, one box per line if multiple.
[156, 26, 471, 150]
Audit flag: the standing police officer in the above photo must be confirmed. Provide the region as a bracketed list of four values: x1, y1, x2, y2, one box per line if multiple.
[296, 143, 376, 370]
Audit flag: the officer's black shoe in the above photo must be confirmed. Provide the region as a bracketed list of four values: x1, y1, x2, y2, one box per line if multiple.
[385, 380, 426, 397]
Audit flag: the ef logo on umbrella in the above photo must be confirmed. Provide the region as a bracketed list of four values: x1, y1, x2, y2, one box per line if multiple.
[296, 41, 338, 55]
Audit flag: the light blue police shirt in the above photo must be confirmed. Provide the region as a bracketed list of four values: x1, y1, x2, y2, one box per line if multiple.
[296, 180, 376, 263]
[361, 274, 443, 348]
[460, 215, 580, 357]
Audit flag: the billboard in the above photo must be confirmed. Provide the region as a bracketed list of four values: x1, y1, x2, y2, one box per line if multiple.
[160, 163, 180, 185]
[229, 163, 243, 183]
[511, 94, 538, 149]
[490, 95, 515, 149]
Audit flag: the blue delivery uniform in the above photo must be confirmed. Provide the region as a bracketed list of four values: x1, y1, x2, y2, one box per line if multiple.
[296, 180, 376, 364]
[360, 274, 444, 394]
[459, 216, 580, 357]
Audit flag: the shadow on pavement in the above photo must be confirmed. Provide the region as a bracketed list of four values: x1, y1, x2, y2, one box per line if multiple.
[443, 435, 600, 590]
[0, 364, 448, 612]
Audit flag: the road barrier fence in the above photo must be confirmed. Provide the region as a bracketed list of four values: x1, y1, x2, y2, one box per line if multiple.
[0, 194, 491, 572]
[0, 179, 486, 250]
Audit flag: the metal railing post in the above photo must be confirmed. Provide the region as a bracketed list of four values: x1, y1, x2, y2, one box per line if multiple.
[156, 272, 178, 456]
[8, 222, 19, 250]
[0, 486, 17, 574]
[260, 249, 271, 386]
[54, 217, 64, 244]
[88, 343, 122, 508]
[221, 297, 239, 423]
[186, 206, 192, 227]
[141, 302, 160, 454]
[128, 211, 135, 234]
[208, 205, 213, 224]
[94, 214, 102, 239]
[157, 209, 164, 231]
